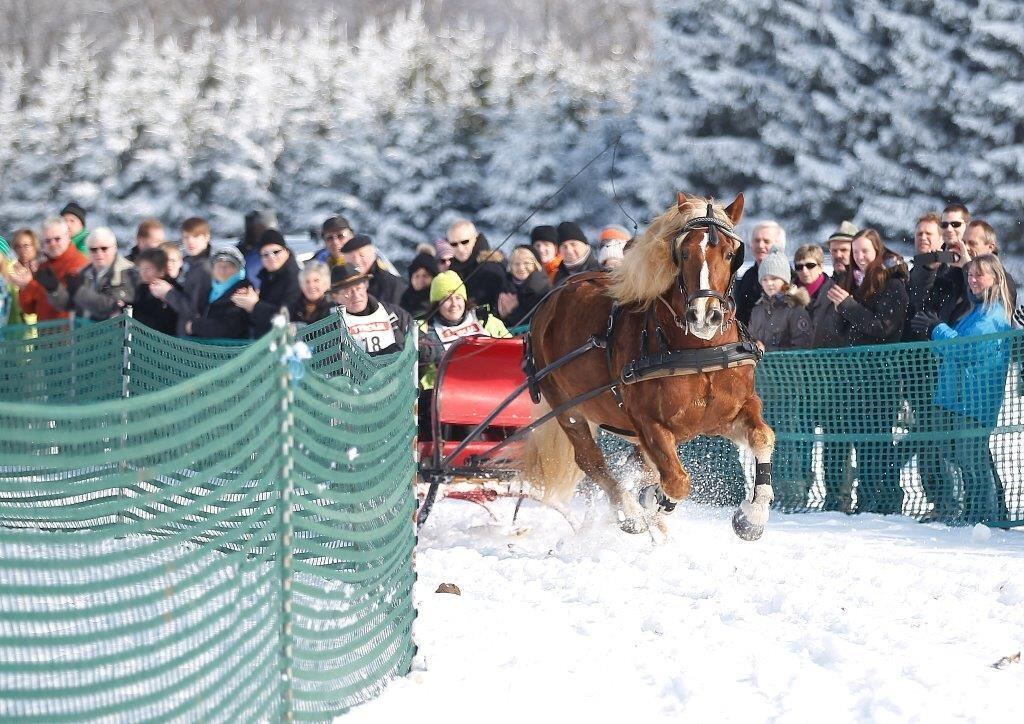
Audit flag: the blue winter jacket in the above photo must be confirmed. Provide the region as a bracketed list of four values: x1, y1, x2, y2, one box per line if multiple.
[930, 298, 1011, 426]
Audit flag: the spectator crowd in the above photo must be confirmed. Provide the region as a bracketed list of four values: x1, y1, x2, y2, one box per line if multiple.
[2, 201, 1022, 524]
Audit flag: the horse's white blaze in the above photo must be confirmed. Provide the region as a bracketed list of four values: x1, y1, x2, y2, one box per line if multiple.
[688, 232, 716, 339]
[697, 232, 710, 318]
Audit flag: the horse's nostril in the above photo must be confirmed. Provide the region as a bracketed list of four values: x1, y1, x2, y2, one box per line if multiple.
[709, 310, 723, 325]
[685, 309, 699, 323]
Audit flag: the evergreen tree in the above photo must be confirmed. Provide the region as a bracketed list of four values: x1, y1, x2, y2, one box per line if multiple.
[103, 30, 195, 234]
[957, 0, 1024, 249]
[183, 22, 284, 235]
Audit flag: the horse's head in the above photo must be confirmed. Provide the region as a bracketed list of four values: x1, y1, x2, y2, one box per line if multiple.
[670, 192, 745, 339]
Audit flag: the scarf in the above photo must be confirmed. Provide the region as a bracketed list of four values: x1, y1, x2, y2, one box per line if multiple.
[802, 274, 826, 297]
[563, 249, 592, 271]
[209, 269, 245, 303]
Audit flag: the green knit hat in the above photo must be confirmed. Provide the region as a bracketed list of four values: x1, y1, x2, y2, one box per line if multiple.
[429, 270, 467, 303]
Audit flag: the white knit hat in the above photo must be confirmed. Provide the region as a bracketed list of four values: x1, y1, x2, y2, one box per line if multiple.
[758, 247, 790, 282]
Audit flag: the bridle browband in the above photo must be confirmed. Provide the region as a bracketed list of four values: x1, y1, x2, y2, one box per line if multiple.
[666, 202, 745, 334]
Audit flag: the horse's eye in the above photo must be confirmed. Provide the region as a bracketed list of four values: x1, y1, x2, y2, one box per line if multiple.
[725, 251, 735, 260]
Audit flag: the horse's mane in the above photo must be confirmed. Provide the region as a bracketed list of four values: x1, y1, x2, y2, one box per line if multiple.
[608, 196, 734, 309]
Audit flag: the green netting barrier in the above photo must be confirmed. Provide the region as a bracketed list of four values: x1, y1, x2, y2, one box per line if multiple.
[0, 314, 417, 721]
[747, 329, 1024, 526]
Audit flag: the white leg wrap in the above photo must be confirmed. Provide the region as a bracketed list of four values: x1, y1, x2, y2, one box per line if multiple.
[739, 498, 770, 526]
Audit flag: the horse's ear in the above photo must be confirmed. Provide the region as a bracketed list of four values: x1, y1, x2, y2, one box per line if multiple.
[677, 191, 689, 212]
[724, 193, 744, 226]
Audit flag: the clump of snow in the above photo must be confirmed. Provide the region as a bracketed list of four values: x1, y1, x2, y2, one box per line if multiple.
[347, 447, 359, 461]
[972, 523, 992, 542]
[345, 500, 1024, 722]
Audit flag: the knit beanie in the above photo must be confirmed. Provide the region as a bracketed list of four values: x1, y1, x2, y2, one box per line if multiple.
[60, 202, 87, 225]
[210, 246, 245, 270]
[557, 221, 588, 245]
[430, 270, 467, 303]
[408, 252, 439, 279]
[530, 225, 558, 244]
[435, 238, 455, 260]
[758, 248, 791, 282]
[598, 225, 631, 244]
[257, 228, 288, 251]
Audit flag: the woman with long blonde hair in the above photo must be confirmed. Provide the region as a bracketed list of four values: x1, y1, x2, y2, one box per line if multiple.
[911, 254, 1013, 522]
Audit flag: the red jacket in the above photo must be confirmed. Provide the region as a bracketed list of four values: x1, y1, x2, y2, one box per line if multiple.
[18, 245, 88, 321]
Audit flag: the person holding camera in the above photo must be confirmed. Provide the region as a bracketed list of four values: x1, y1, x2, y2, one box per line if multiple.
[826, 229, 909, 514]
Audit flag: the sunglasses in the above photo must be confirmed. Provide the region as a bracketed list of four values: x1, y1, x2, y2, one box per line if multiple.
[260, 248, 285, 258]
[449, 238, 475, 247]
[323, 232, 348, 242]
[794, 262, 819, 271]
[88, 246, 112, 253]
[939, 220, 964, 229]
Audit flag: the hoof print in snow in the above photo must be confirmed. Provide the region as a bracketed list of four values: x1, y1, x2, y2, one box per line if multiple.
[991, 652, 1020, 670]
[436, 583, 461, 595]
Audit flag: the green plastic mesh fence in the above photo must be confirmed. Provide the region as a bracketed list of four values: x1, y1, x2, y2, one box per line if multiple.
[0, 315, 417, 721]
[751, 329, 1024, 526]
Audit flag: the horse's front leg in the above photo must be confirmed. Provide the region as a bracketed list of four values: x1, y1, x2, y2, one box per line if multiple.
[725, 395, 776, 541]
[635, 420, 691, 516]
[556, 416, 649, 534]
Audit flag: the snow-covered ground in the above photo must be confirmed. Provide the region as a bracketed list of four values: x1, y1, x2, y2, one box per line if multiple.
[346, 499, 1023, 723]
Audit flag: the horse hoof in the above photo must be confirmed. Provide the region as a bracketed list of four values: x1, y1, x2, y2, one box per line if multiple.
[731, 509, 765, 541]
[620, 517, 647, 534]
[638, 485, 659, 512]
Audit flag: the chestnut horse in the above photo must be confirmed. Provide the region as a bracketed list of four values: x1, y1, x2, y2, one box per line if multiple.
[522, 192, 775, 540]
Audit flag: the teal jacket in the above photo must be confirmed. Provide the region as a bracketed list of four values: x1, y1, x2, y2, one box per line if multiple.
[931, 298, 1011, 426]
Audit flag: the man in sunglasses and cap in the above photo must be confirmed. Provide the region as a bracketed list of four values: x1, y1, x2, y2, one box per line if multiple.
[340, 233, 406, 307]
[315, 215, 354, 268]
[329, 264, 412, 357]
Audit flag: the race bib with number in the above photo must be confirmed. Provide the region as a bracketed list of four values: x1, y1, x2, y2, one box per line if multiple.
[343, 306, 398, 354]
[433, 312, 485, 350]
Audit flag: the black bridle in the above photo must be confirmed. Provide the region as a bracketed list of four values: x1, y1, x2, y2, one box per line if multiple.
[668, 202, 745, 332]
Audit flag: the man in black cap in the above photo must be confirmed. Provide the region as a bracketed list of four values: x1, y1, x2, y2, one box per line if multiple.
[229, 229, 302, 337]
[60, 202, 89, 253]
[445, 218, 510, 312]
[553, 221, 601, 285]
[315, 215, 354, 268]
[329, 264, 412, 357]
[531, 225, 561, 284]
[340, 233, 406, 307]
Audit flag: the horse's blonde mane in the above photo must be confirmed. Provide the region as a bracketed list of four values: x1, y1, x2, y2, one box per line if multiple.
[608, 196, 734, 308]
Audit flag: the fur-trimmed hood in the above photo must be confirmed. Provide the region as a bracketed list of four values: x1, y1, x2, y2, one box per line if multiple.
[756, 285, 809, 309]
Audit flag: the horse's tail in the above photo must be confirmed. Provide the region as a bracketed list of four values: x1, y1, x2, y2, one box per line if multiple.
[520, 400, 585, 503]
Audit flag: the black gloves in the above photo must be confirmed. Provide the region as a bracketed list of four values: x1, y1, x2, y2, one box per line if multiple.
[34, 266, 59, 292]
[910, 310, 941, 339]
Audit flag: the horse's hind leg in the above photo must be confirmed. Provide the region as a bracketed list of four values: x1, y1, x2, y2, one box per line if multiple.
[725, 396, 776, 541]
[557, 416, 649, 533]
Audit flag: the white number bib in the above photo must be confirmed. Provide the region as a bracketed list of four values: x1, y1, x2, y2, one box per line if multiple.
[433, 311, 485, 351]
[343, 305, 397, 354]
